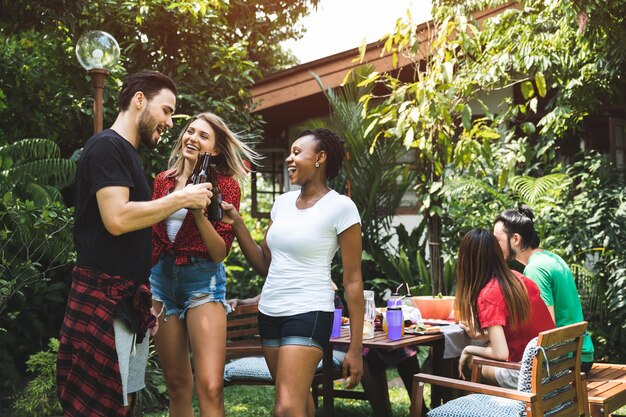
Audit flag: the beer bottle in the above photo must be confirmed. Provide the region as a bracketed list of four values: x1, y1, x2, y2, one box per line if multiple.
[206, 159, 223, 221]
[187, 152, 207, 185]
[195, 153, 210, 184]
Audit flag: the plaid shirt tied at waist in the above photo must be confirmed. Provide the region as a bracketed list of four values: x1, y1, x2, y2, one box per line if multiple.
[57, 266, 155, 417]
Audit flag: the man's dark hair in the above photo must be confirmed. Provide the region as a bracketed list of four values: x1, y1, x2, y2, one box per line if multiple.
[298, 128, 346, 180]
[118, 70, 176, 112]
[494, 204, 540, 249]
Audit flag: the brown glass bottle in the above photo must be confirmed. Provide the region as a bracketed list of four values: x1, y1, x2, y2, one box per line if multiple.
[206, 160, 223, 221]
[195, 152, 210, 184]
[187, 153, 208, 185]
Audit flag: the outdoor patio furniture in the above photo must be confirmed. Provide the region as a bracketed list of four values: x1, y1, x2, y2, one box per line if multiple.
[223, 303, 344, 387]
[470, 333, 626, 417]
[410, 321, 589, 417]
[325, 327, 446, 417]
[585, 363, 626, 417]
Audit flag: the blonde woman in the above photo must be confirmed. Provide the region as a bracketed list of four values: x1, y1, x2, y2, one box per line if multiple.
[149, 112, 259, 417]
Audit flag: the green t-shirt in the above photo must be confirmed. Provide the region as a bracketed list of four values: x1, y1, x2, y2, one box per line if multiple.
[524, 250, 594, 362]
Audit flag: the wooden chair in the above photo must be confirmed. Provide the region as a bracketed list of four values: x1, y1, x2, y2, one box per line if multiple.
[471, 329, 626, 417]
[223, 303, 267, 386]
[410, 322, 589, 417]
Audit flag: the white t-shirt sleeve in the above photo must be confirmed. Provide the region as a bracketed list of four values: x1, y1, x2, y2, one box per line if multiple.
[334, 196, 361, 234]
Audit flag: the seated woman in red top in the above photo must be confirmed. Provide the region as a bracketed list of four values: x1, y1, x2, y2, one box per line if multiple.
[455, 228, 555, 389]
[149, 112, 259, 417]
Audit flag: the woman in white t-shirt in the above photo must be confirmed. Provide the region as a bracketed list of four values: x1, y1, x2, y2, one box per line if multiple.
[222, 128, 364, 417]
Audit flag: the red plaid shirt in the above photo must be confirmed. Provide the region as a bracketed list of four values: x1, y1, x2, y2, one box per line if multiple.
[151, 170, 240, 265]
[57, 266, 155, 417]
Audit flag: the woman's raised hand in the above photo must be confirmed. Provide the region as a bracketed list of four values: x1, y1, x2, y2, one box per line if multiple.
[220, 201, 241, 225]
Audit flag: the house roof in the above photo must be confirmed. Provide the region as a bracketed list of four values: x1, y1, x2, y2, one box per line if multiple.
[250, 1, 517, 135]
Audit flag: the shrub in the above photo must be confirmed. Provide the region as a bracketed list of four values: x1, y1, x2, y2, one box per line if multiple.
[12, 338, 62, 417]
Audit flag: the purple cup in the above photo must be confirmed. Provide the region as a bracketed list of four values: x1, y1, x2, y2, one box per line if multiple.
[386, 308, 403, 341]
[331, 308, 342, 338]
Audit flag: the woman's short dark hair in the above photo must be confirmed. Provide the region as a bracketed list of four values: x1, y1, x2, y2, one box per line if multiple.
[118, 70, 177, 112]
[494, 204, 540, 249]
[297, 128, 346, 180]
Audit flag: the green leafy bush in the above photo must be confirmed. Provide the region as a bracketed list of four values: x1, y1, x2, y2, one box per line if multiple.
[12, 338, 62, 417]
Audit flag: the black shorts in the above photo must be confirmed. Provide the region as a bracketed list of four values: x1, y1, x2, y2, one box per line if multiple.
[258, 310, 333, 352]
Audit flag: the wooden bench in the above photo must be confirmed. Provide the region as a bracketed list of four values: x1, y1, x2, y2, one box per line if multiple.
[223, 303, 344, 388]
[586, 363, 626, 417]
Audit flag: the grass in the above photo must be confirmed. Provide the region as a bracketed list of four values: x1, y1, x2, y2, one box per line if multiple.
[144, 369, 422, 417]
[143, 369, 626, 417]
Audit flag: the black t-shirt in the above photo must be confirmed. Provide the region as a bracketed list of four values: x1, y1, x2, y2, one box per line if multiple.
[73, 129, 152, 283]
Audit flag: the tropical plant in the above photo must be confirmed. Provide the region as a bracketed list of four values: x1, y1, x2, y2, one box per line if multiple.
[0, 138, 76, 203]
[0, 193, 74, 312]
[0, 0, 321, 156]
[299, 66, 415, 292]
[360, 13, 506, 295]
[225, 176, 270, 300]
[545, 153, 626, 361]
[12, 338, 63, 417]
[0, 137, 75, 314]
[142, 342, 168, 411]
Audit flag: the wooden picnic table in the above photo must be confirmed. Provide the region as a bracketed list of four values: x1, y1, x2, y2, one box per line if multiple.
[322, 327, 446, 417]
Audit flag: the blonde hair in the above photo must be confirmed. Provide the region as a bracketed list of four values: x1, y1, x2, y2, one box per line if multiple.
[168, 112, 261, 184]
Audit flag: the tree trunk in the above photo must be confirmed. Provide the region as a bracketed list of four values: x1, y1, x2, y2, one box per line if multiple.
[427, 212, 446, 295]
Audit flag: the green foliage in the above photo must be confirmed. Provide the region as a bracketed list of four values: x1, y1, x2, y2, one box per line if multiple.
[0, 192, 74, 315]
[0, 137, 75, 399]
[305, 66, 415, 256]
[12, 338, 63, 417]
[361, 11, 504, 295]
[509, 173, 571, 206]
[0, 0, 320, 157]
[0, 29, 92, 153]
[143, 342, 168, 411]
[225, 179, 269, 300]
[544, 154, 626, 360]
[0, 138, 76, 204]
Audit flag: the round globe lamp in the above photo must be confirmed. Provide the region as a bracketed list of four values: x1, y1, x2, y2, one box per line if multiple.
[76, 30, 120, 133]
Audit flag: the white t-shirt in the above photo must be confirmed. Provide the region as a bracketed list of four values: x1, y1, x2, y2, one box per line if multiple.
[259, 189, 361, 316]
[164, 207, 188, 242]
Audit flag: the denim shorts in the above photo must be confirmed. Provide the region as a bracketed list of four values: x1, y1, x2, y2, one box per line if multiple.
[258, 310, 333, 351]
[149, 253, 230, 319]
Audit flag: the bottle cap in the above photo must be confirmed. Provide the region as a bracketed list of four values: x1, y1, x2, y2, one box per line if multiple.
[387, 293, 403, 308]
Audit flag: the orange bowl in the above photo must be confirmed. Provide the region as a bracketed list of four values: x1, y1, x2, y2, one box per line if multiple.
[409, 296, 455, 320]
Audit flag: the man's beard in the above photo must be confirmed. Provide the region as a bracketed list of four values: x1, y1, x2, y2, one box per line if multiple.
[507, 238, 518, 262]
[138, 108, 158, 149]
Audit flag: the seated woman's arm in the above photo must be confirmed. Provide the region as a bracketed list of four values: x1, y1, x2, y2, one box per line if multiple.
[458, 325, 509, 379]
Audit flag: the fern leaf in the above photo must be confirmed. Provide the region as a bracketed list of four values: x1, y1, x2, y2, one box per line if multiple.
[510, 173, 570, 204]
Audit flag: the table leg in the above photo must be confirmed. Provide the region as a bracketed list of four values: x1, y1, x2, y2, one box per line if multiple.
[361, 354, 393, 417]
[322, 346, 334, 417]
[430, 337, 445, 408]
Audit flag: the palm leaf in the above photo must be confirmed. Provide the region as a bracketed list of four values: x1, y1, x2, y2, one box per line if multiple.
[305, 66, 415, 250]
[443, 176, 510, 204]
[509, 173, 571, 204]
[0, 138, 75, 202]
[3, 159, 76, 189]
[0, 138, 61, 163]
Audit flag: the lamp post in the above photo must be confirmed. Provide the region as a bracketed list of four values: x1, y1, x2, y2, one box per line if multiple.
[76, 31, 120, 134]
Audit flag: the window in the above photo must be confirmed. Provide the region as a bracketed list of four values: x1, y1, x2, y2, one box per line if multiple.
[251, 149, 286, 218]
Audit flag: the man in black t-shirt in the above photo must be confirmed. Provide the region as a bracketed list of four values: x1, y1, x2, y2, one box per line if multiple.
[57, 71, 213, 417]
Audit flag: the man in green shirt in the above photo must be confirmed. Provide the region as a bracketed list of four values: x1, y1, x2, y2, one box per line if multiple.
[493, 204, 594, 372]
